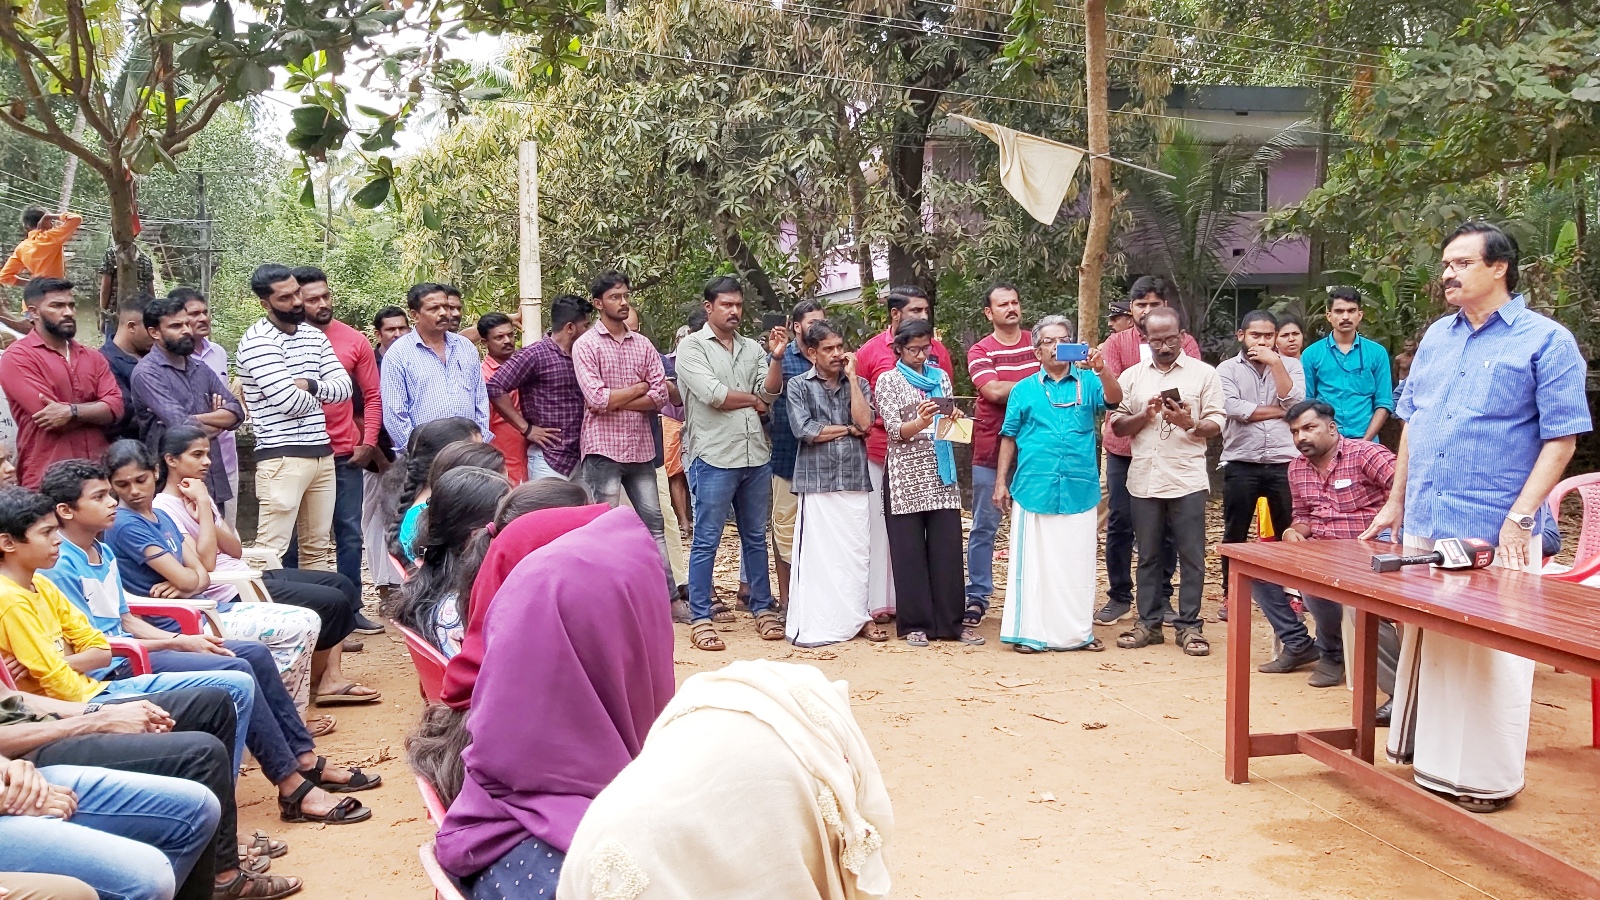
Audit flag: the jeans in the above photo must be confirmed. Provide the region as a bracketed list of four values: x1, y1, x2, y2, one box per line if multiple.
[147, 642, 314, 785]
[29, 687, 240, 891]
[1105, 452, 1174, 609]
[582, 455, 675, 596]
[1129, 490, 1208, 632]
[1301, 594, 1401, 695]
[283, 457, 366, 593]
[0, 766, 221, 900]
[966, 465, 1002, 612]
[95, 672, 254, 774]
[1221, 460, 1292, 595]
[525, 448, 569, 482]
[687, 458, 773, 622]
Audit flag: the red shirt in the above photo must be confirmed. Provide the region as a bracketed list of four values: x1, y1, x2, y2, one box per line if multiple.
[857, 328, 954, 464]
[318, 320, 382, 457]
[481, 355, 527, 484]
[1100, 325, 1201, 458]
[0, 331, 123, 487]
[1288, 437, 1396, 540]
[967, 330, 1039, 469]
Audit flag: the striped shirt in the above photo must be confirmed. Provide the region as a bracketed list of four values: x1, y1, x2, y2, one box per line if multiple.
[967, 330, 1038, 469]
[235, 318, 352, 458]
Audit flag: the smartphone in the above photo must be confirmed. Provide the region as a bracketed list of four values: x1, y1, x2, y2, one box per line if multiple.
[931, 397, 956, 415]
[760, 312, 787, 332]
[1054, 342, 1091, 362]
[1160, 388, 1183, 405]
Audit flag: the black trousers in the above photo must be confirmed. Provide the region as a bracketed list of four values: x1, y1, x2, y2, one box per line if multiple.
[263, 568, 358, 650]
[884, 479, 965, 640]
[1105, 452, 1175, 608]
[1130, 490, 1209, 632]
[26, 687, 239, 898]
[1220, 461, 1293, 595]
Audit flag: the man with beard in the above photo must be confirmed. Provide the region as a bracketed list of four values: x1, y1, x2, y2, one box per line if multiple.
[169, 288, 241, 525]
[288, 268, 384, 629]
[130, 296, 244, 508]
[380, 282, 489, 451]
[99, 292, 156, 442]
[0, 278, 123, 488]
[235, 264, 352, 570]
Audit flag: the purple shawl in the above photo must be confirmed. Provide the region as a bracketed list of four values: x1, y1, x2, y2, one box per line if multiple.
[433, 507, 676, 876]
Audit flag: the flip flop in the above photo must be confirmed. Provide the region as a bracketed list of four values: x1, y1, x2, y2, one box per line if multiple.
[305, 715, 336, 739]
[314, 684, 381, 706]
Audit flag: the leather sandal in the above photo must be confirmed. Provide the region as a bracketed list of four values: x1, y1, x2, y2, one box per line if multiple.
[708, 600, 737, 624]
[754, 611, 784, 641]
[240, 830, 288, 860]
[690, 622, 725, 651]
[1116, 623, 1164, 649]
[213, 870, 302, 900]
[299, 755, 383, 794]
[1177, 628, 1210, 657]
[278, 780, 372, 825]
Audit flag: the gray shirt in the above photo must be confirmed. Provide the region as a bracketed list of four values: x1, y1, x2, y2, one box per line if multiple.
[1217, 351, 1304, 465]
[676, 325, 777, 470]
[787, 368, 873, 494]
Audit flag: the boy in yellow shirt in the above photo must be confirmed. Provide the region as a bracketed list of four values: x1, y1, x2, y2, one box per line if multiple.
[0, 485, 253, 769]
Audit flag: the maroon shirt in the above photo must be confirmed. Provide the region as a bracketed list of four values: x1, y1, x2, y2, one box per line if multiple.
[0, 331, 123, 487]
[1287, 437, 1396, 540]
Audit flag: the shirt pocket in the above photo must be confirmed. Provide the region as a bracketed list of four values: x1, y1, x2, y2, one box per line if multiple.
[1481, 359, 1535, 418]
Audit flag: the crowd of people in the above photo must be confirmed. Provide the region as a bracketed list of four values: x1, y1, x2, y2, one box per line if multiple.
[0, 212, 1587, 898]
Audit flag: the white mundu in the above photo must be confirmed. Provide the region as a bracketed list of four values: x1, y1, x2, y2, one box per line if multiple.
[1386, 531, 1539, 800]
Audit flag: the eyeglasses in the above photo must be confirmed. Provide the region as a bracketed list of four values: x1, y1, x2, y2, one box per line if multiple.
[899, 344, 930, 357]
[1439, 257, 1482, 274]
[1040, 373, 1082, 409]
[1147, 335, 1183, 350]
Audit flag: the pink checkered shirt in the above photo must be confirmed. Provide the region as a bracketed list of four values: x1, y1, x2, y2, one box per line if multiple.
[1287, 437, 1396, 540]
[571, 323, 669, 464]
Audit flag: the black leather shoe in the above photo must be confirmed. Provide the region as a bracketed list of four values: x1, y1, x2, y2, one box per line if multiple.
[1307, 658, 1345, 688]
[1375, 700, 1393, 727]
[1257, 643, 1320, 674]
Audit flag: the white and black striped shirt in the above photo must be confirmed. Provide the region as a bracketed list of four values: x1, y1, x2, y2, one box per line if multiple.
[236, 318, 353, 458]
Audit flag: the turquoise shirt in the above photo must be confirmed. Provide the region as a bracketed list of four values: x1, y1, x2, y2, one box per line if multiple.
[1301, 334, 1393, 438]
[1000, 369, 1108, 516]
[399, 501, 427, 563]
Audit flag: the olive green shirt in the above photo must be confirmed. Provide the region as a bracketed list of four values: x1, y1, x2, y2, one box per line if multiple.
[676, 325, 778, 469]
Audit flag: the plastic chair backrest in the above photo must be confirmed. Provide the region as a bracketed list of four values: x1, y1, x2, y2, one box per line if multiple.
[418, 842, 469, 900]
[415, 774, 448, 827]
[397, 624, 448, 704]
[0, 658, 14, 689]
[1548, 472, 1600, 570]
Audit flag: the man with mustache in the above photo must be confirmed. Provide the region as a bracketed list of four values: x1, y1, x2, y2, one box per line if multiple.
[380, 282, 489, 451]
[0, 278, 123, 488]
[1300, 286, 1393, 442]
[129, 296, 244, 508]
[1363, 221, 1590, 814]
[235, 264, 353, 570]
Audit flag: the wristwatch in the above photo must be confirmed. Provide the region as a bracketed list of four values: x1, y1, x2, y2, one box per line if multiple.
[1506, 512, 1536, 531]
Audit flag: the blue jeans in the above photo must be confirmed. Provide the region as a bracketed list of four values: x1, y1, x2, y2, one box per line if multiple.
[525, 448, 569, 482]
[1251, 582, 1314, 655]
[582, 455, 675, 597]
[283, 457, 366, 594]
[687, 458, 773, 622]
[0, 765, 221, 900]
[95, 672, 254, 774]
[966, 465, 1003, 612]
[147, 642, 314, 784]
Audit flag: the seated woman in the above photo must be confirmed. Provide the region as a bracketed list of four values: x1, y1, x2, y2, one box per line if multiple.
[106, 435, 378, 711]
[431, 507, 674, 899]
[407, 478, 594, 804]
[559, 660, 894, 900]
[390, 467, 509, 657]
[381, 418, 485, 566]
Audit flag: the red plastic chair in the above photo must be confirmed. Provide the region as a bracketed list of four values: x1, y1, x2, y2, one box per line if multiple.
[415, 774, 448, 827]
[1542, 472, 1600, 748]
[127, 602, 227, 638]
[0, 640, 150, 688]
[390, 553, 413, 584]
[397, 624, 448, 704]
[418, 842, 468, 900]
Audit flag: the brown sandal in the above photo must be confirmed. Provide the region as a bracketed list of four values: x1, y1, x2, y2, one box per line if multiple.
[755, 611, 784, 641]
[213, 870, 302, 900]
[305, 716, 336, 739]
[690, 622, 725, 651]
[859, 623, 889, 642]
[708, 600, 736, 624]
[1177, 628, 1210, 657]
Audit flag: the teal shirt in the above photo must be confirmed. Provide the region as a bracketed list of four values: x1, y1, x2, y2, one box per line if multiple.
[1000, 369, 1108, 516]
[1301, 335, 1393, 439]
[399, 501, 427, 563]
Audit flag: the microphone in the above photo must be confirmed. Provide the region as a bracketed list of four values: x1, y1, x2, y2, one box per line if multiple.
[1372, 538, 1497, 573]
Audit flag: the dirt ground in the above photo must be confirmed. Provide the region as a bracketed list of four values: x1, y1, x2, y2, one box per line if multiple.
[240, 509, 1600, 899]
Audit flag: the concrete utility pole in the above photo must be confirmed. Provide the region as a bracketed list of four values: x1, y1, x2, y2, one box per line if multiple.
[1078, 0, 1112, 344]
[196, 172, 212, 296]
[518, 141, 543, 344]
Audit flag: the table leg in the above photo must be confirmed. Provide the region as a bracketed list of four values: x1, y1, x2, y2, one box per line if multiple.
[1225, 567, 1252, 783]
[1351, 609, 1379, 764]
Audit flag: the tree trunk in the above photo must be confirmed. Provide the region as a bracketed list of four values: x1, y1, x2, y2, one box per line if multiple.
[885, 138, 934, 300]
[721, 226, 782, 313]
[101, 164, 140, 336]
[1077, 0, 1113, 344]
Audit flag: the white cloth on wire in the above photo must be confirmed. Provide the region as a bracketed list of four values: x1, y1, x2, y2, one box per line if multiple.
[953, 115, 1086, 225]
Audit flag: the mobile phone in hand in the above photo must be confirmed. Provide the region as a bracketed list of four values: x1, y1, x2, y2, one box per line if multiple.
[760, 312, 786, 332]
[1160, 388, 1183, 405]
[931, 397, 956, 415]
[1054, 342, 1091, 362]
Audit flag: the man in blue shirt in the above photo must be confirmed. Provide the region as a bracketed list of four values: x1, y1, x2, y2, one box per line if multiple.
[762, 300, 826, 610]
[1363, 221, 1590, 813]
[992, 316, 1122, 653]
[380, 282, 491, 450]
[1301, 287, 1393, 441]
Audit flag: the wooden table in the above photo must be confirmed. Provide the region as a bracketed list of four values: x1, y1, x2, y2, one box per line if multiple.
[1221, 539, 1600, 896]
